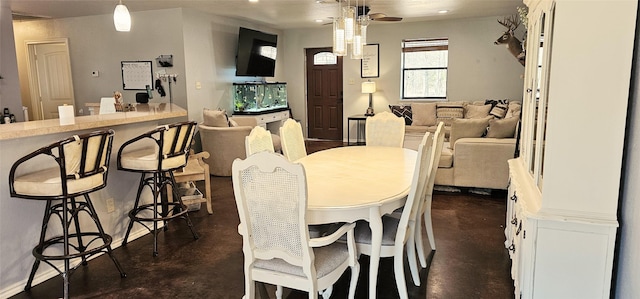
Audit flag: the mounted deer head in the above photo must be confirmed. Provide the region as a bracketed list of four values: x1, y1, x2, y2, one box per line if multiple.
[495, 15, 525, 66]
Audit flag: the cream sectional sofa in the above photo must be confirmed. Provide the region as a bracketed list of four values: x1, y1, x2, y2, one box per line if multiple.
[393, 100, 520, 190]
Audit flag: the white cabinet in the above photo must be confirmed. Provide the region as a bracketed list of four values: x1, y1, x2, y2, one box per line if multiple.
[506, 0, 636, 298]
[507, 160, 618, 298]
[233, 110, 290, 134]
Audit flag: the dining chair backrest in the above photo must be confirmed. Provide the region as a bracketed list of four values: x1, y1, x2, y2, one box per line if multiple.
[365, 111, 406, 147]
[397, 132, 434, 239]
[232, 151, 313, 276]
[279, 118, 307, 161]
[245, 126, 275, 157]
[426, 122, 446, 198]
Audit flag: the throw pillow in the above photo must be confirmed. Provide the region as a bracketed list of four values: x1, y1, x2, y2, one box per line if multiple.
[436, 102, 464, 126]
[489, 103, 509, 119]
[203, 108, 229, 127]
[449, 117, 491, 149]
[486, 116, 519, 138]
[411, 103, 437, 126]
[485, 99, 509, 107]
[506, 102, 522, 119]
[465, 104, 492, 119]
[389, 105, 413, 125]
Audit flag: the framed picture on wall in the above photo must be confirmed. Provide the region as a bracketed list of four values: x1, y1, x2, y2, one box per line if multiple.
[361, 44, 379, 78]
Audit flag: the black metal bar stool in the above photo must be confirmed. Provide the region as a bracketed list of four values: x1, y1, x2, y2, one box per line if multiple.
[8, 129, 126, 299]
[117, 121, 199, 256]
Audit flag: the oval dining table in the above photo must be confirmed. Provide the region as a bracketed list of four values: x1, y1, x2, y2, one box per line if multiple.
[296, 146, 417, 298]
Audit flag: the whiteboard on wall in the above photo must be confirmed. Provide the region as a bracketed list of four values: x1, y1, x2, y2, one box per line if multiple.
[121, 61, 152, 90]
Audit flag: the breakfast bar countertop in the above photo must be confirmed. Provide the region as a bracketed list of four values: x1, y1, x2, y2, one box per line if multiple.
[0, 103, 187, 140]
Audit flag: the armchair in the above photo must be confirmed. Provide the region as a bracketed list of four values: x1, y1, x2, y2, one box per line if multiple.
[199, 116, 281, 176]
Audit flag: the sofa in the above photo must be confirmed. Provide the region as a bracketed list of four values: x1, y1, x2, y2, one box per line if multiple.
[198, 109, 281, 176]
[392, 100, 520, 190]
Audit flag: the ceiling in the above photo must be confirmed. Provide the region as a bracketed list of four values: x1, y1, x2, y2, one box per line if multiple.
[8, 0, 522, 29]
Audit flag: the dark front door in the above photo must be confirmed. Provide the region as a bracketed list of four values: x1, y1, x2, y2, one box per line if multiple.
[306, 47, 343, 140]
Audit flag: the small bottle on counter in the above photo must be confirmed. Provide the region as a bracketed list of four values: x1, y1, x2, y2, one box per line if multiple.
[2, 108, 10, 124]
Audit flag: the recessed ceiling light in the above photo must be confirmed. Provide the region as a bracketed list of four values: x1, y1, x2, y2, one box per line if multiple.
[438, 10, 449, 14]
[315, 19, 324, 23]
[249, 0, 258, 2]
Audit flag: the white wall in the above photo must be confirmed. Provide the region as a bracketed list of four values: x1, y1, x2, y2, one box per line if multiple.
[13, 8, 188, 118]
[0, 0, 23, 121]
[282, 16, 525, 140]
[180, 8, 284, 123]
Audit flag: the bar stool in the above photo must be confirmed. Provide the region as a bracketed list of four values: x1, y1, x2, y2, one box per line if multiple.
[117, 121, 199, 256]
[8, 129, 126, 299]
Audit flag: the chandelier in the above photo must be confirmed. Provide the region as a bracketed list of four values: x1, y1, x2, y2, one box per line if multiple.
[333, 0, 369, 59]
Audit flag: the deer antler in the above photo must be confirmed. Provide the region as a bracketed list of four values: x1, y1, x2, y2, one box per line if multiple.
[497, 15, 521, 32]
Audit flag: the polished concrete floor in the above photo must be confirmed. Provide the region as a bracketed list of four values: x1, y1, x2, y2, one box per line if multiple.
[10, 141, 514, 299]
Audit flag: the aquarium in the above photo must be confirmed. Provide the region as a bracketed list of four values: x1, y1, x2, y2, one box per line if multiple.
[233, 82, 288, 114]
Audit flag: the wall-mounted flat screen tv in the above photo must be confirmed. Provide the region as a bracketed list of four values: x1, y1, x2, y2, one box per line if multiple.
[235, 27, 278, 77]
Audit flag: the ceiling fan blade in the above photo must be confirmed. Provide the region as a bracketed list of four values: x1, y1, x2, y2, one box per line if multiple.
[375, 16, 403, 22]
[368, 13, 387, 20]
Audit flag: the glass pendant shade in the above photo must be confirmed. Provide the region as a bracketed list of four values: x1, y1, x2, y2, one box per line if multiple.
[333, 17, 346, 56]
[113, 1, 131, 32]
[343, 6, 355, 43]
[351, 25, 363, 59]
[358, 15, 369, 45]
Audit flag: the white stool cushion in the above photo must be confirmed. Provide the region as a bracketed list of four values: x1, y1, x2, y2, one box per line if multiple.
[13, 168, 105, 197]
[119, 147, 187, 171]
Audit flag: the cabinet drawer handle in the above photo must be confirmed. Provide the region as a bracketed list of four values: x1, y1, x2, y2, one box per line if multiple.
[516, 221, 522, 236]
[508, 242, 515, 252]
[510, 192, 518, 202]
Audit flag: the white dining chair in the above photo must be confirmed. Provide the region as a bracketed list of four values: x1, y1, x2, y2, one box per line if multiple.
[280, 118, 307, 161]
[365, 111, 406, 147]
[353, 132, 434, 298]
[232, 151, 360, 299]
[245, 126, 275, 156]
[415, 121, 446, 267]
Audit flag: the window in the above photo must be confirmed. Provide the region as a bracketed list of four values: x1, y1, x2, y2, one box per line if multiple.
[401, 38, 448, 100]
[313, 52, 337, 65]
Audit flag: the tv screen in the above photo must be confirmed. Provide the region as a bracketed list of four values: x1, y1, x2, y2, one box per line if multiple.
[235, 27, 278, 77]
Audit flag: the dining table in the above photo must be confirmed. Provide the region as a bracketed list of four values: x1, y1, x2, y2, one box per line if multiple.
[296, 145, 417, 298]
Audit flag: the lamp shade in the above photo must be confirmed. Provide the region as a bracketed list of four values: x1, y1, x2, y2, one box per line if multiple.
[114, 2, 131, 32]
[361, 81, 376, 94]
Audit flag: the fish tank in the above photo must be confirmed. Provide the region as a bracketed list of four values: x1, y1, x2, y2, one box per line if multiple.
[233, 82, 288, 114]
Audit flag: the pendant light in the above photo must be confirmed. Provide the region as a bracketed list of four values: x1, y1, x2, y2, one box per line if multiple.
[350, 0, 365, 59]
[333, 16, 347, 56]
[343, 2, 356, 44]
[351, 17, 363, 59]
[114, 0, 131, 32]
[359, 0, 369, 45]
[333, 0, 347, 56]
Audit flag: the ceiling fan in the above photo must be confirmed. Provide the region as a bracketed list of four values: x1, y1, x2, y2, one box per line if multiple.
[358, 6, 403, 22]
[319, 0, 403, 23]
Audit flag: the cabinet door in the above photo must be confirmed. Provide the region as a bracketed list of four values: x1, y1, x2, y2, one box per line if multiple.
[520, 1, 555, 191]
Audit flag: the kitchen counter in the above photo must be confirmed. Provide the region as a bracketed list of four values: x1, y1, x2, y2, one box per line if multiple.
[0, 103, 186, 140]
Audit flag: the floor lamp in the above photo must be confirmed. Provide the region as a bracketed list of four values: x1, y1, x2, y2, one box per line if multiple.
[362, 81, 376, 116]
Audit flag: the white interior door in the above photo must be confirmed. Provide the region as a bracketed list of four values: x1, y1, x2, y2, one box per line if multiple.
[28, 40, 75, 120]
